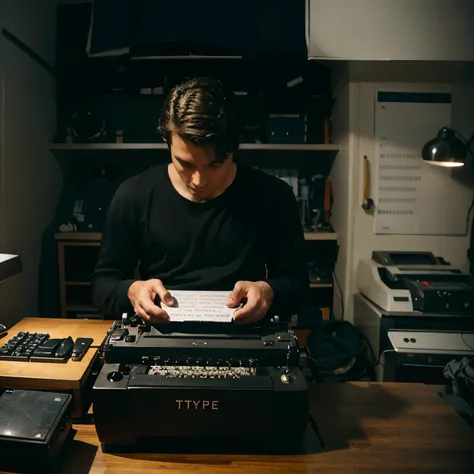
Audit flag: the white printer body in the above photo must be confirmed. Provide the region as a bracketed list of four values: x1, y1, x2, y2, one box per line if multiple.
[354, 251, 474, 383]
[356, 250, 474, 315]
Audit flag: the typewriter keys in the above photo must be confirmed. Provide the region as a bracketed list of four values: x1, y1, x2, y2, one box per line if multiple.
[147, 365, 256, 379]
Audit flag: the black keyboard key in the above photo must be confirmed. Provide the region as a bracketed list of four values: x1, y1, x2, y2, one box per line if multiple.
[0, 331, 52, 361]
[0, 331, 54, 361]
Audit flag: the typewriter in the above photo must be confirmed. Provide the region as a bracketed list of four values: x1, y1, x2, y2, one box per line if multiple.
[93, 314, 310, 453]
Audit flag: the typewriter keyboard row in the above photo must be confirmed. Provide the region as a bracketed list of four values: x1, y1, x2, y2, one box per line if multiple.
[0, 332, 50, 361]
[147, 365, 257, 379]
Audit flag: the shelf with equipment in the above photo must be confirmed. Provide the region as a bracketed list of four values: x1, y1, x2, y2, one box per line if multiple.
[54, 231, 338, 320]
[50, 10, 340, 324]
[50, 143, 339, 152]
[49, 141, 340, 178]
[52, 138, 339, 321]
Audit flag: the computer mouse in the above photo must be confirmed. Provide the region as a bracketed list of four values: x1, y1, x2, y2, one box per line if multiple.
[0, 324, 7, 336]
[55, 336, 74, 358]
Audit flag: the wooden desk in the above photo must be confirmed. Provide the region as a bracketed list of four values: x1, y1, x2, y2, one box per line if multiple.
[54, 382, 474, 474]
[0, 318, 112, 417]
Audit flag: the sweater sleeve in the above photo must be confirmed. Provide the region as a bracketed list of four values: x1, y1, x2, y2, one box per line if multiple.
[264, 181, 309, 319]
[91, 180, 139, 318]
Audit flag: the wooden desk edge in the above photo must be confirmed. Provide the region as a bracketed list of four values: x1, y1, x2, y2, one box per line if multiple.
[64, 382, 474, 473]
[0, 318, 112, 416]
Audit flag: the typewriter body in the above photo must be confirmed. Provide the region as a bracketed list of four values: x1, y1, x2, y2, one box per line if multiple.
[93, 315, 309, 453]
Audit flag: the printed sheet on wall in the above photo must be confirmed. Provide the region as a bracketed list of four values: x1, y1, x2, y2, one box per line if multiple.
[373, 90, 470, 235]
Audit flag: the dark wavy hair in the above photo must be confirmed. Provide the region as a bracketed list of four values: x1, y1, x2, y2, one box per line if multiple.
[158, 77, 241, 162]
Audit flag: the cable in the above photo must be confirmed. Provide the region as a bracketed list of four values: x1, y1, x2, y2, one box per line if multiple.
[452, 130, 474, 235]
[359, 332, 378, 366]
[454, 130, 474, 154]
[461, 332, 474, 351]
[332, 271, 344, 320]
[465, 194, 474, 235]
[308, 413, 325, 449]
[332, 292, 343, 321]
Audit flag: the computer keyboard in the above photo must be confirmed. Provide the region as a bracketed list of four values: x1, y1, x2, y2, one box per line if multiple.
[0, 332, 50, 361]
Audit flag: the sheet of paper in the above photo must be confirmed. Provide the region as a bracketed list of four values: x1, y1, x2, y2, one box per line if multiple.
[161, 290, 237, 322]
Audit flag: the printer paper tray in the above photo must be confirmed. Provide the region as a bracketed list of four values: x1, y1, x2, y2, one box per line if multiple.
[388, 329, 474, 355]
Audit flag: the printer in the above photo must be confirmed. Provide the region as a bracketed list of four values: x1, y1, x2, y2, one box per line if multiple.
[92, 315, 309, 454]
[357, 250, 474, 314]
[354, 251, 474, 383]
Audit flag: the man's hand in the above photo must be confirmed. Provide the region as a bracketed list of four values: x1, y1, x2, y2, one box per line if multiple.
[127, 279, 174, 323]
[226, 281, 274, 324]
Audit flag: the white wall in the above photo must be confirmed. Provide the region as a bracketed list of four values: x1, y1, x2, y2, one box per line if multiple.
[0, 0, 57, 66]
[349, 61, 474, 85]
[333, 78, 474, 322]
[0, 0, 62, 327]
[329, 80, 359, 320]
[308, 0, 474, 61]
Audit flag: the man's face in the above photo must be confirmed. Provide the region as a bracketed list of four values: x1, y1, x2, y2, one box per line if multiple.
[168, 132, 235, 201]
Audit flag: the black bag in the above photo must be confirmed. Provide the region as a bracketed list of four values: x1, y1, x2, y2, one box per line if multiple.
[444, 357, 474, 405]
[306, 320, 375, 382]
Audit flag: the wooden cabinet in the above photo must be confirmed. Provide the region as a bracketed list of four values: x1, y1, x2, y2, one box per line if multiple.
[56, 233, 102, 318]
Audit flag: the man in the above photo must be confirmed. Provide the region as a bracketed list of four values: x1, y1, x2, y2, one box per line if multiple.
[91, 77, 309, 324]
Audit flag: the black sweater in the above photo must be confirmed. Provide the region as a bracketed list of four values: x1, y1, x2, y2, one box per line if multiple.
[91, 163, 309, 318]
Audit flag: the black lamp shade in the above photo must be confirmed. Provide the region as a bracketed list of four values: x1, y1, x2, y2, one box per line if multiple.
[422, 127, 467, 167]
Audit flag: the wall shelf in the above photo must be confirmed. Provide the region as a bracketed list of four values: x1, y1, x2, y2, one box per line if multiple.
[66, 304, 96, 312]
[304, 232, 337, 241]
[54, 230, 337, 318]
[55, 232, 337, 242]
[50, 143, 339, 152]
[55, 233, 102, 241]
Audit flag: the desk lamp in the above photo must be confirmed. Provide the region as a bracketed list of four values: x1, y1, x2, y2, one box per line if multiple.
[422, 127, 473, 167]
[0, 254, 22, 334]
[422, 128, 474, 277]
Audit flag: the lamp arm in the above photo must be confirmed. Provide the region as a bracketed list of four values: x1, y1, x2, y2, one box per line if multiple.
[454, 130, 474, 159]
[467, 133, 474, 159]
